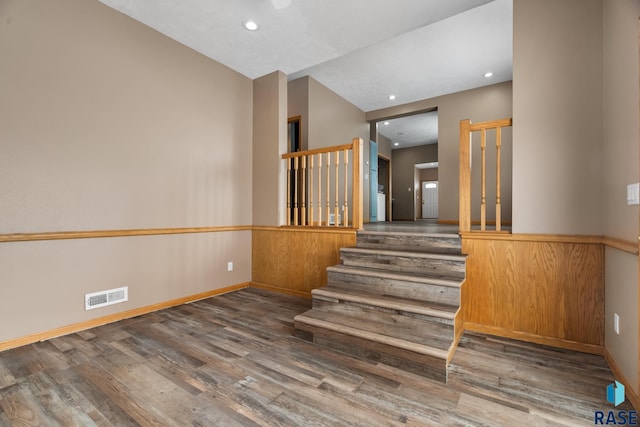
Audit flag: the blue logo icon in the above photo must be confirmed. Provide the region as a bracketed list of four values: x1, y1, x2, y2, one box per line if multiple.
[607, 381, 625, 407]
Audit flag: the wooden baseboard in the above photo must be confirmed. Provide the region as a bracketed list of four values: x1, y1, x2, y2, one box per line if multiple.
[438, 219, 513, 226]
[250, 282, 312, 299]
[0, 282, 249, 352]
[464, 322, 603, 355]
[604, 348, 640, 411]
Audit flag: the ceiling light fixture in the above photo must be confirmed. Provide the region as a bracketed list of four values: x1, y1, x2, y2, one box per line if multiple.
[388, 95, 396, 100]
[484, 72, 493, 78]
[383, 121, 390, 125]
[244, 20, 258, 31]
[394, 142, 399, 146]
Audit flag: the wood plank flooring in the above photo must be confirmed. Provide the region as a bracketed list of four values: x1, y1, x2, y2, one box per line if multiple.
[0, 288, 632, 426]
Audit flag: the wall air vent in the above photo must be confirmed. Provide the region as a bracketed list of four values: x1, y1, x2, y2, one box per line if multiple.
[85, 286, 128, 311]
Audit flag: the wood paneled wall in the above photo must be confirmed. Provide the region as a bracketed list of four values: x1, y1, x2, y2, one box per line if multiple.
[462, 235, 605, 352]
[252, 227, 357, 297]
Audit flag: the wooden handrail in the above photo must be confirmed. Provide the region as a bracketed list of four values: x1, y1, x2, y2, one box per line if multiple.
[282, 138, 363, 229]
[281, 143, 353, 159]
[459, 118, 512, 233]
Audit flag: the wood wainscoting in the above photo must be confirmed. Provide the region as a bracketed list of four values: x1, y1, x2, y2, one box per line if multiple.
[252, 227, 357, 297]
[461, 233, 605, 353]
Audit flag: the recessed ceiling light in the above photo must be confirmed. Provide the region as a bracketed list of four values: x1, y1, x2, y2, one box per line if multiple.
[383, 121, 390, 125]
[394, 142, 399, 146]
[388, 95, 396, 100]
[484, 72, 493, 78]
[244, 20, 258, 31]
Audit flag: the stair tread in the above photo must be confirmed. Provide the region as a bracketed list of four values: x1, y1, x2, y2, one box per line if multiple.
[313, 286, 458, 319]
[341, 246, 467, 261]
[328, 264, 463, 288]
[294, 308, 451, 358]
[357, 230, 461, 239]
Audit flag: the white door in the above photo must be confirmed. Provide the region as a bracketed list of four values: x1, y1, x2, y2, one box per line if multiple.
[422, 181, 438, 219]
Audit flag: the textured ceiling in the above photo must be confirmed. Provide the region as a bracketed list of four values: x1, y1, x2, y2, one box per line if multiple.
[99, 0, 512, 112]
[378, 112, 439, 150]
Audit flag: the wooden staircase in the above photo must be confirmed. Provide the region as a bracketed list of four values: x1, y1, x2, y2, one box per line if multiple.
[294, 230, 466, 383]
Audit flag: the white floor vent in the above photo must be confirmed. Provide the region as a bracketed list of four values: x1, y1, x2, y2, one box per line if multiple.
[85, 286, 128, 311]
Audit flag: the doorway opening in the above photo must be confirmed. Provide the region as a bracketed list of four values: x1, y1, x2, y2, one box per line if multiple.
[378, 155, 390, 221]
[288, 116, 301, 224]
[374, 109, 438, 222]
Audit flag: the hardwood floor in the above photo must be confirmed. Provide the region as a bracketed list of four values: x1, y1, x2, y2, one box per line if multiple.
[0, 288, 632, 426]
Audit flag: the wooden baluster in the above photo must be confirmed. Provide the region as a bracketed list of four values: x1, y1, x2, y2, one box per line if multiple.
[301, 156, 306, 226]
[496, 126, 502, 232]
[352, 138, 363, 230]
[309, 155, 314, 226]
[480, 128, 486, 232]
[459, 120, 471, 233]
[326, 152, 331, 225]
[286, 158, 291, 226]
[334, 151, 339, 226]
[293, 156, 299, 226]
[318, 153, 322, 226]
[343, 149, 349, 227]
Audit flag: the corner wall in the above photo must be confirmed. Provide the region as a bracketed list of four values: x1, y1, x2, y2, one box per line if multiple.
[512, 0, 604, 235]
[602, 0, 640, 396]
[253, 71, 288, 226]
[0, 0, 253, 343]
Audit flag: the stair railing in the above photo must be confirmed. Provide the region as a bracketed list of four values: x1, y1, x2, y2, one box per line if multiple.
[282, 138, 363, 229]
[459, 118, 512, 233]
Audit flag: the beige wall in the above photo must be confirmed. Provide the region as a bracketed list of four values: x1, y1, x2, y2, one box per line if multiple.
[0, 0, 253, 342]
[253, 71, 288, 226]
[307, 77, 369, 151]
[377, 132, 393, 159]
[287, 76, 370, 221]
[513, 0, 604, 235]
[287, 77, 309, 150]
[367, 82, 513, 223]
[603, 0, 640, 394]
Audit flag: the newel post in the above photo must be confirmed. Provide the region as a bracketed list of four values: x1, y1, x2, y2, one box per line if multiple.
[352, 137, 364, 230]
[459, 119, 471, 233]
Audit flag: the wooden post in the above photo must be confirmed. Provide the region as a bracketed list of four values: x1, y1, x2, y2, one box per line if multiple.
[459, 120, 471, 233]
[309, 155, 314, 226]
[286, 158, 291, 226]
[352, 138, 364, 230]
[480, 128, 486, 232]
[293, 157, 299, 226]
[334, 151, 339, 226]
[326, 152, 330, 225]
[318, 153, 322, 226]
[301, 155, 306, 226]
[496, 126, 502, 232]
[343, 149, 349, 227]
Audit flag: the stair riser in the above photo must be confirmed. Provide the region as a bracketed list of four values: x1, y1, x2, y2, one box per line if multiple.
[328, 271, 460, 307]
[294, 322, 448, 383]
[357, 234, 461, 255]
[312, 298, 454, 345]
[340, 252, 465, 279]
[313, 294, 455, 328]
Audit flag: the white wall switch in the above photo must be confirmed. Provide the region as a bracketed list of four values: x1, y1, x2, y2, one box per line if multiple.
[614, 313, 620, 334]
[227, 261, 233, 272]
[627, 183, 639, 205]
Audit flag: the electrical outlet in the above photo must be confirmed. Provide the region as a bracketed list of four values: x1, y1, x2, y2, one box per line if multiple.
[614, 313, 620, 335]
[227, 261, 233, 272]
